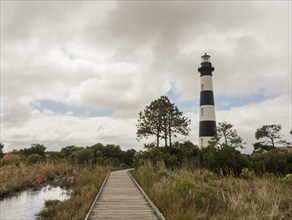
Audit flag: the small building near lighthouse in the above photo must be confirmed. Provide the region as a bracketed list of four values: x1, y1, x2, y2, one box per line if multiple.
[198, 53, 216, 148]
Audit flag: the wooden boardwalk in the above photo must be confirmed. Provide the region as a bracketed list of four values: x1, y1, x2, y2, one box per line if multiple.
[86, 169, 164, 220]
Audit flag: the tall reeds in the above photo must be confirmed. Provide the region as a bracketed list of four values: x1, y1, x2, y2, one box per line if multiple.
[0, 161, 109, 219]
[0, 162, 74, 196]
[38, 165, 109, 219]
[132, 163, 292, 219]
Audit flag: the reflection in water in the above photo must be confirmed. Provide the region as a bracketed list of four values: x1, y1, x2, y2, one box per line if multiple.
[0, 185, 70, 220]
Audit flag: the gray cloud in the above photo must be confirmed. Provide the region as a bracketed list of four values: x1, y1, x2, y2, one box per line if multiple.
[1, 1, 291, 150]
[2, 104, 33, 126]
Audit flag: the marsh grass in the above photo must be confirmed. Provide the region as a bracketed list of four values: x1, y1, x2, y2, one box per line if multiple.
[132, 163, 292, 219]
[0, 161, 74, 196]
[38, 165, 108, 219]
[0, 161, 109, 219]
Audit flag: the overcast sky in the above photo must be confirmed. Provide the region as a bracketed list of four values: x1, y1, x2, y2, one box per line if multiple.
[1, 1, 291, 153]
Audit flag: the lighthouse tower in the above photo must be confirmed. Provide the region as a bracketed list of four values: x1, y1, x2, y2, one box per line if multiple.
[198, 53, 216, 148]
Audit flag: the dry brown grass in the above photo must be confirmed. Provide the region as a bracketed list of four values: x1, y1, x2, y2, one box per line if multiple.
[0, 162, 74, 196]
[0, 161, 109, 219]
[1, 153, 21, 163]
[38, 165, 109, 219]
[132, 163, 292, 220]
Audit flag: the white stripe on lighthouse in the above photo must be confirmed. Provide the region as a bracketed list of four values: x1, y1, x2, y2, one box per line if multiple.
[200, 75, 214, 91]
[200, 136, 213, 148]
[199, 105, 216, 121]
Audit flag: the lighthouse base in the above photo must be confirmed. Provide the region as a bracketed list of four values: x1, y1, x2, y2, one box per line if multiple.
[199, 136, 213, 148]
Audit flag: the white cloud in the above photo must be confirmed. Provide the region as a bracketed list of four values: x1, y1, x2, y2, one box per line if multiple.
[2, 94, 290, 153]
[2, 106, 138, 152]
[1, 1, 291, 152]
[1, 104, 33, 126]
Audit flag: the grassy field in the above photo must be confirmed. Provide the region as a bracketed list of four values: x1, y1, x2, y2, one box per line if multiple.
[2, 151, 291, 219]
[0, 159, 109, 219]
[132, 163, 292, 220]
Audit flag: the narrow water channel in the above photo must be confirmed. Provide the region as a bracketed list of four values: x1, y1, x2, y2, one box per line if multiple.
[0, 185, 70, 219]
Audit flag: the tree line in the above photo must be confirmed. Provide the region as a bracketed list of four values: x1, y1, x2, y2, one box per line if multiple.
[1, 139, 291, 177]
[136, 96, 291, 152]
[1, 96, 291, 176]
[135, 96, 292, 176]
[0, 143, 136, 167]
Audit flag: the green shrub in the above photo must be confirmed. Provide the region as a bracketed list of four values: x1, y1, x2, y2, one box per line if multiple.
[282, 174, 292, 185]
[173, 178, 196, 196]
[263, 172, 277, 180]
[202, 170, 217, 183]
[27, 154, 43, 164]
[240, 167, 255, 180]
[20, 144, 46, 157]
[158, 170, 169, 179]
[0, 153, 22, 166]
[194, 185, 220, 213]
[172, 176, 221, 213]
[172, 178, 196, 211]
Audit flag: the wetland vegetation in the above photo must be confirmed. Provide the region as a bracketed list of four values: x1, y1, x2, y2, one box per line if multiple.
[1, 100, 291, 219]
[0, 143, 131, 219]
[132, 163, 292, 219]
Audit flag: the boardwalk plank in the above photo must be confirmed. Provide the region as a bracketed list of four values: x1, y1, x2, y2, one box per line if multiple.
[87, 169, 160, 220]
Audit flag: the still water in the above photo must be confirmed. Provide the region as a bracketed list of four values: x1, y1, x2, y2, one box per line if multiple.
[0, 185, 70, 220]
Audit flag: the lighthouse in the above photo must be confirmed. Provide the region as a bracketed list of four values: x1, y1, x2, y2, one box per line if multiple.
[198, 53, 216, 148]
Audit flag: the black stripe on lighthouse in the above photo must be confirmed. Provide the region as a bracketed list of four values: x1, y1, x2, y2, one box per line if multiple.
[200, 91, 215, 106]
[199, 121, 217, 136]
[198, 66, 214, 76]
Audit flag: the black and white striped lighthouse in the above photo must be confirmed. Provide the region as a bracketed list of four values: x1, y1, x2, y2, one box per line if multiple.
[198, 53, 216, 148]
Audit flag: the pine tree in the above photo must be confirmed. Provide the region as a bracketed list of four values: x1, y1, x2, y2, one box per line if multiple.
[208, 121, 245, 149]
[136, 96, 190, 148]
[254, 124, 290, 152]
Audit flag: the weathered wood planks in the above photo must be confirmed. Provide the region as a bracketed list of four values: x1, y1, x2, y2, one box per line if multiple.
[86, 169, 163, 220]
